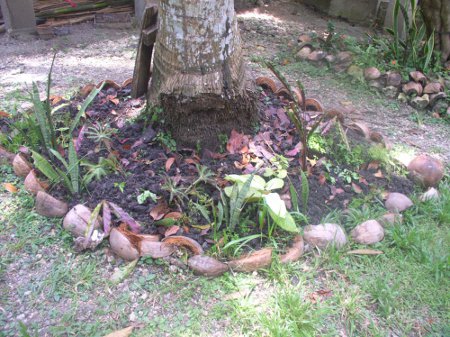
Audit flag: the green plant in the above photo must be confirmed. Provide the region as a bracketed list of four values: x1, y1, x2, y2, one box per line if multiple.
[267, 62, 328, 171]
[137, 190, 157, 204]
[85, 123, 117, 152]
[81, 157, 118, 185]
[383, 0, 436, 72]
[114, 182, 126, 193]
[156, 131, 176, 152]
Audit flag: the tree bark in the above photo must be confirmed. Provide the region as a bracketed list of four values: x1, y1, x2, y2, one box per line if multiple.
[420, 0, 450, 63]
[148, 0, 257, 149]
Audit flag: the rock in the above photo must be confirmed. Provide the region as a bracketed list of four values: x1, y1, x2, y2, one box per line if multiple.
[364, 67, 381, 80]
[409, 71, 427, 86]
[0, 146, 14, 165]
[188, 255, 229, 277]
[351, 220, 384, 244]
[35, 191, 68, 218]
[304, 223, 347, 249]
[12, 153, 32, 177]
[347, 65, 364, 80]
[382, 86, 399, 99]
[409, 94, 429, 109]
[109, 228, 139, 261]
[379, 213, 403, 226]
[402, 81, 423, 96]
[386, 71, 402, 87]
[419, 187, 440, 202]
[385, 192, 413, 212]
[296, 46, 313, 60]
[63, 204, 101, 237]
[336, 51, 353, 64]
[307, 50, 327, 62]
[368, 79, 384, 90]
[407, 154, 445, 188]
[423, 82, 442, 94]
[397, 92, 408, 103]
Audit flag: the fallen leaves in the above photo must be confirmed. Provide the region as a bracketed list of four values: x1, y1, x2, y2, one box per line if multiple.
[3, 183, 18, 193]
[102, 326, 134, 337]
[150, 202, 170, 221]
[226, 129, 249, 154]
[347, 249, 383, 255]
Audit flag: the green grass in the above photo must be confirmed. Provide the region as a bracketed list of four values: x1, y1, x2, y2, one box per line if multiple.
[1, 163, 449, 336]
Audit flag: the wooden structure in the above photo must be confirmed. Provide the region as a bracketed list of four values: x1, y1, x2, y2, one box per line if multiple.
[131, 3, 158, 98]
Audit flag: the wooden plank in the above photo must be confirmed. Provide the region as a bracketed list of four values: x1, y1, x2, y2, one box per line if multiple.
[142, 24, 157, 46]
[131, 4, 158, 98]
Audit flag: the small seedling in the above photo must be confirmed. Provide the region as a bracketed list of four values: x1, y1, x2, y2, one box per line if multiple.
[137, 190, 157, 204]
[114, 182, 126, 193]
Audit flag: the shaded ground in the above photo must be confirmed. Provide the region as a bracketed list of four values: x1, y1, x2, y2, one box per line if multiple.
[0, 1, 449, 336]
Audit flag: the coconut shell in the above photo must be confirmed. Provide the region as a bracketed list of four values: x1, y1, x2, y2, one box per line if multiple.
[24, 170, 47, 195]
[385, 192, 413, 212]
[297, 46, 313, 60]
[364, 67, 381, 80]
[0, 146, 14, 165]
[188, 255, 229, 277]
[97, 79, 120, 90]
[162, 236, 204, 255]
[35, 191, 68, 218]
[409, 71, 427, 86]
[386, 71, 402, 87]
[79, 83, 95, 97]
[402, 81, 423, 96]
[351, 220, 384, 244]
[275, 87, 292, 100]
[13, 153, 32, 177]
[140, 240, 175, 258]
[379, 212, 402, 226]
[291, 87, 304, 106]
[109, 228, 140, 261]
[325, 108, 345, 122]
[63, 204, 101, 237]
[307, 50, 327, 62]
[255, 77, 277, 93]
[228, 248, 273, 272]
[420, 187, 440, 202]
[121, 78, 133, 88]
[304, 98, 324, 112]
[349, 121, 371, 139]
[280, 235, 304, 263]
[423, 82, 442, 94]
[407, 154, 445, 188]
[304, 223, 347, 249]
[429, 92, 447, 107]
[297, 34, 312, 43]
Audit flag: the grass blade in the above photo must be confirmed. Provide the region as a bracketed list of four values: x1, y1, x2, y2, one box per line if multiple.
[70, 82, 104, 133]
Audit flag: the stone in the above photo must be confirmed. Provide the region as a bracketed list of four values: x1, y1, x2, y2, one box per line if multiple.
[386, 71, 402, 87]
[423, 82, 442, 94]
[336, 51, 353, 64]
[368, 79, 384, 90]
[364, 67, 381, 80]
[325, 54, 336, 63]
[0, 0, 36, 35]
[381, 86, 398, 99]
[409, 94, 429, 110]
[385, 192, 413, 212]
[351, 220, 384, 244]
[304, 223, 347, 249]
[407, 154, 445, 188]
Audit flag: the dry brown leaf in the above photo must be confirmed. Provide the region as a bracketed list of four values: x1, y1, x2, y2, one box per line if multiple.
[347, 249, 383, 255]
[367, 161, 380, 170]
[150, 203, 169, 221]
[374, 170, 384, 178]
[3, 183, 18, 193]
[165, 225, 180, 237]
[102, 326, 133, 337]
[165, 157, 175, 172]
[0, 110, 11, 118]
[162, 236, 204, 255]
[164, 212, 182, 220]
[351, 182, 362, 194]
[226, 129, 249, 154]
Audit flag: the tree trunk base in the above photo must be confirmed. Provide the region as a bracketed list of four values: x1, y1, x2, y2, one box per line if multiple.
[160, 91, 258, 151]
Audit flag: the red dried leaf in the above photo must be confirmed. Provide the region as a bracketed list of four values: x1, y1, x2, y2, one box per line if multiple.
[102, 201, 112, 235]
[368, 161, 380, 170]
[374, 170, 384, 178]
[318, 173, 326, 185]
[359, 177, 368, 185]
[165, 157, 175, 172]
[0, 110, 11, 118]
[109, 202, 141, 233]
[3, 183, 18, 193]
[226, 129, 249, 154]
[184, 158, 198, 165]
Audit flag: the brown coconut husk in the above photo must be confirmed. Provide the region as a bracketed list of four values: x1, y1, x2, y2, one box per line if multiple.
[279, 235, 304, 264]
[162, 236, 204, 255]
[13, 153, 33, 177]
[255, 76, 278, 93]
[35, 191, 68, 218]
[24, 170, 47, 195]
[228, 248, 273, 272]
[188, 255, 229, 277]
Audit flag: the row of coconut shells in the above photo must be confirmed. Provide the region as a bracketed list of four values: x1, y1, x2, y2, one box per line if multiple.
[296, 34, 449, 116]
[0, 146, 306, 277]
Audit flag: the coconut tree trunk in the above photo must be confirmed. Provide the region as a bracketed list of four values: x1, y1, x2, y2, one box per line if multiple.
[420, 0, 450, 63]
[148, 0, 257, 149]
